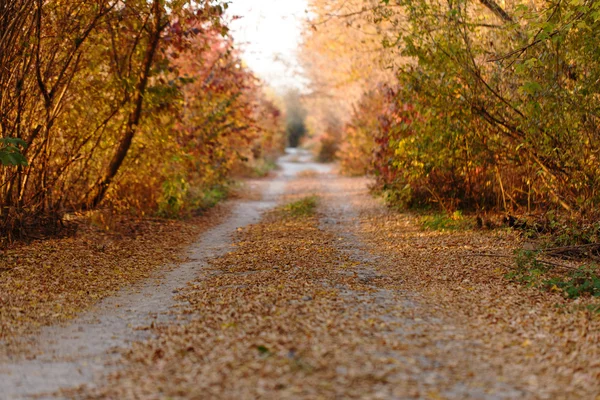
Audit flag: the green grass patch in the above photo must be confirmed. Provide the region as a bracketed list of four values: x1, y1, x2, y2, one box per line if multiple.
[419, 211, 473, 231]
[197, 185, 229, 210]
[281, 196, 318, 217]
[544, 266, 600, 299]
[506, 249, 600, 299]
[158, 181, 229, 219]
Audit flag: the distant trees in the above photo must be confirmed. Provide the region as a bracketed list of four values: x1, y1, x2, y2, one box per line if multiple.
[283, 89, 307, 148]
[0, 0, 285, 241]
[300, 0, 395, 162]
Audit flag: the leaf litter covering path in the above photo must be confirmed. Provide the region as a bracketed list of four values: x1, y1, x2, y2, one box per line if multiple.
[5, 157, 599, 399]
[0, 172, 296, 399]
[71, 173, 552, 400]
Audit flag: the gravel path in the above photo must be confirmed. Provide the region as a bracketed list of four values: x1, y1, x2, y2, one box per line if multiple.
[0, 149, 328, 400]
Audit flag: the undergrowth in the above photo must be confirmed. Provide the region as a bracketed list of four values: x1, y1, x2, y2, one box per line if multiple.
[516, 213, 600, 247]
[419, 211, 474, 231]
[251, 159, 278, 178]
[415, 208, 600, 301]
[506, 250, 600, 300]
[235, 159, 278, 178]
[158, 183, 229, 219]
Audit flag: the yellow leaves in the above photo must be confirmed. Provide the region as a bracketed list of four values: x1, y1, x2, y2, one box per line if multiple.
[426, 390, 444, 400]
[339, 261, 360, 269]
[221, 322, 236, 330]
[549, 284, 562, 293]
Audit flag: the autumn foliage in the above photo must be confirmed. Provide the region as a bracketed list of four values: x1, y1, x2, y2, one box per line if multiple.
[0, 1, 285, 241]
[304, 0, 600, 224]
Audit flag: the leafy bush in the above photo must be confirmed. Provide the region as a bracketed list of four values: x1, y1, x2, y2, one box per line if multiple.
[338, 89, 382, 175]
[316, 118, 342, 163]
[0, 2, 285, 239]
[0, 138, 27, 167]
[544, 266, 600, 299]
[325, 0, 600, 224]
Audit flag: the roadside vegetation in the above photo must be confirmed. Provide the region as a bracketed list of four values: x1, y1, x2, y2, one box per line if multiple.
[0, 1, 286, 243]
[304, 0, 600, 220]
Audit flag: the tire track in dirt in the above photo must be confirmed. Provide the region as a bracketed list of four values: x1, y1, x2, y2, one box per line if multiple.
[314, 174, 527, 399]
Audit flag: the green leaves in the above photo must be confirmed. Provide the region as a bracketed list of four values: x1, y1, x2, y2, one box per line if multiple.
[519, 81, 543, 96]
[544, 266, 600, 299]
[256, 345, 272, 357]
[0, 138, 27, 167]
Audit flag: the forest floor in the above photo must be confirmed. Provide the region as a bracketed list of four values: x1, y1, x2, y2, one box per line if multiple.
[0, 149, 599, 399]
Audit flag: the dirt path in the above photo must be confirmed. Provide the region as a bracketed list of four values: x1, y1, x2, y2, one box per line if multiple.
[280, 171, 527, 398]
[1, 151, 598, 399]
[0, 197, 275, 399]
[72, 165, 531, 398]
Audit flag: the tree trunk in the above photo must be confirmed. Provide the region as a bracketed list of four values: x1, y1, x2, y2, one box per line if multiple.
[478, 0, 514, 24]
[90, 0, 164, 208]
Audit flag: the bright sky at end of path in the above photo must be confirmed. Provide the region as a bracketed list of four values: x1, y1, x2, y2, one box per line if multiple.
[226, 0, 309, 91]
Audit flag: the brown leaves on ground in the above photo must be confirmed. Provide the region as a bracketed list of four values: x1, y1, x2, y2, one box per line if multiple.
[339, 177, 600, 398]
[0, 206, 229, 348]
[76, 208, 340, 398]
[78, 202, 453, 399]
